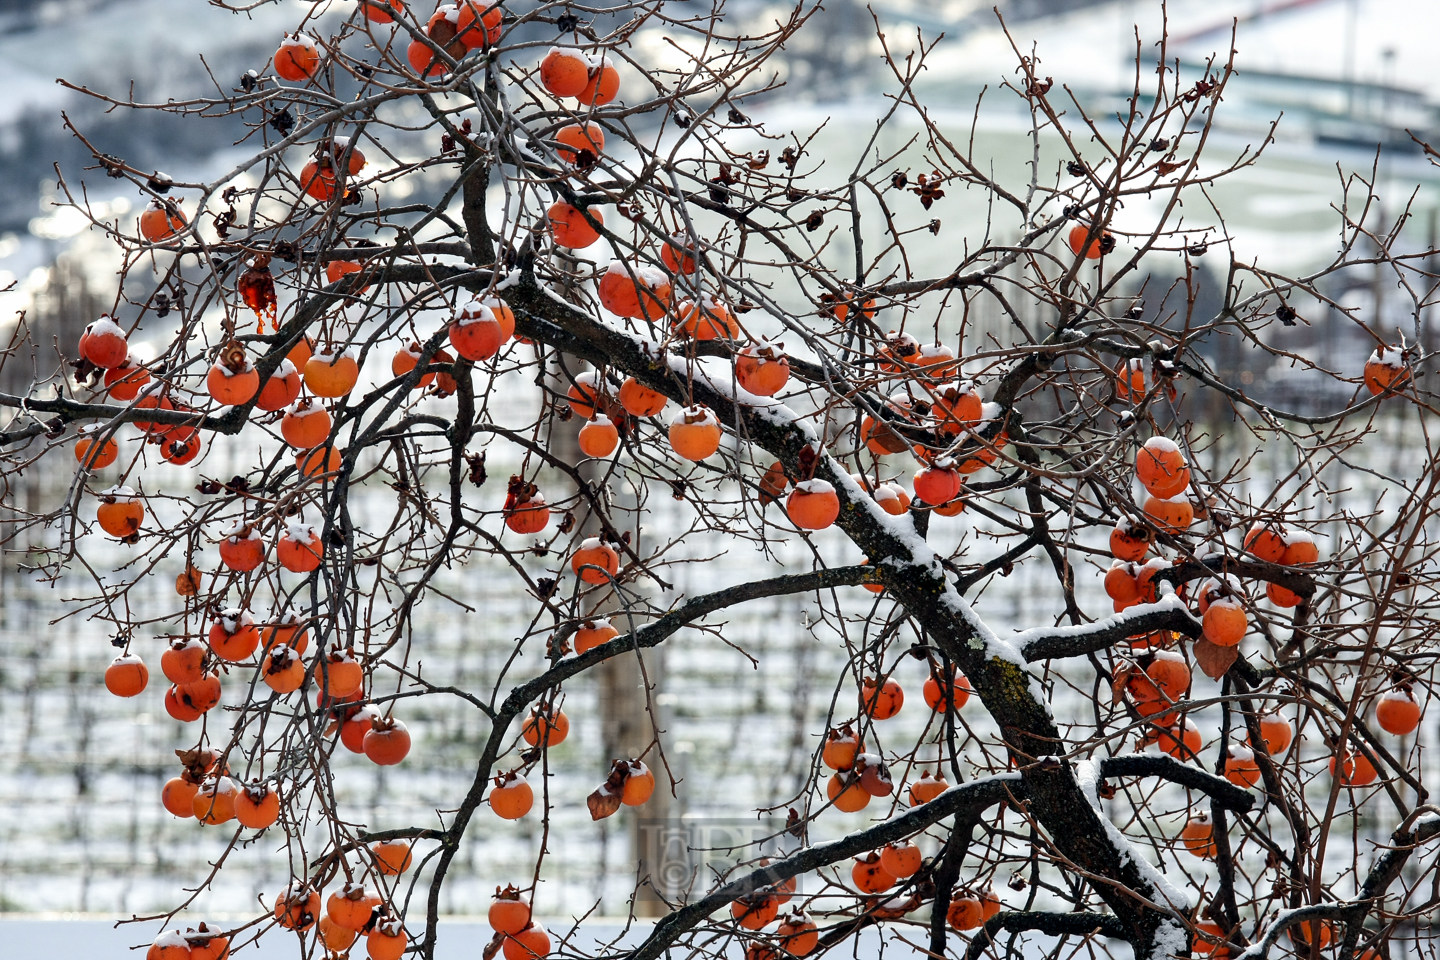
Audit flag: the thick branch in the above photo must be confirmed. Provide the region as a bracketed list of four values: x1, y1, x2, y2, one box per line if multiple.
[963, 910, 1131, 960]
[1017, 597, 1201, 661]
[1100, 755, 1256, 813]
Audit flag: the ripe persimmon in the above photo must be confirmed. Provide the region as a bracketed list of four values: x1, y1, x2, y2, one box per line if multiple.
[1288, 920, 1334, 950]
[161, 775, 199, 818]
[235, 779, 281, 828]
[947, 894, 984, 930]
[489, 888, 532, 935]
[75, 428, 118, 469]
[139, 200, 186, 242]
[578, 414, 620, 457]
[872, 481, 910, 516]
[454, 0, 502, 49]
[161, 638, 206, 685]
[364, 717, 411, 765]
[860, 676, 904, 720]
[209, 609, 261, 661]
[827, 771, 870, 812]
[256, 359, 302, 411]
[314, 650, 364, 699]
[341, 704, 382, 754]
[261, 643, 305, 693]
[661, 232, 698, 274]
[555, 121, 605, 164]
[373, 840, 413, 876]
[1068, 223, 1112, 259]
[1224, 745, 1261, 788]
[619, 377, 667, 417]
[328, 883, 381, 932]
[318, 915, 357, 952]
[166, 672, 221, 721]
[277, 522, 323, 573]
[147, 931, 192, 960]
[777, 915, 818, 956]
[1257, 712, 1293, 755]
[579, 57, 619, 105]
[503, 484, 550, 535]
[548, 201, 603, 249]
[503, 924, 551, 960]
[822, 727, 862, 770]
[598, 261, 671, 321]
[570, 537, 619, 584]
[521, 706, 569, 747]
[540, 47, 590, 98]
[304, 350, 360, 397]
[263, 612, 309, 654]
[1156, 719, 1201, 759]
[1202, 598, 1247, 647]
[677, 297, 739, 341]
[360, 0, 405, 21]
[1364, 345, 1409, 396]
[327, 257, 366, 287]
[193, 776, 238, 824]
[217, 523, 265, 572]
[1105, 561, 1141, 607]
[851, 852, 896, 894]
[96, 486, 144, 538]
[105, 654, 149, 697]
[787, 479, 840, 530]
[574, 618, 618, 654]
[1144, 493, 1193, 533]
[735, 341, 790, 396]
[879, 840, 922, 879]
[1115, 358, 1145, 401]
[490, 772, 534, 820]
[274, 883, 322, 931]
[367, 919, 408, 960]
[104, 355, 150, 400]
[908, 770, 949, 805]
[1375, 688, 1422, 736]
[391, 342, 435, 389]
[913, 461, 963, 506]
[297, 445, 343, 479]
[275, 34, 321, 82]
[923, 666, 972, 713]
[450, 297, 506, 361]
[1181, 812, 1216, 858]
[1136, 437, 1189, 498]
[621, 759, 656, 805]
[669, 404, 723, 460]
[1242, 522, 1287, 562]
[1109, 518, 1150, 561]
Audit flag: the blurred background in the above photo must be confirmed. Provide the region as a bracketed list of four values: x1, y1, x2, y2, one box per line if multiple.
[0, 0, 1436, 956]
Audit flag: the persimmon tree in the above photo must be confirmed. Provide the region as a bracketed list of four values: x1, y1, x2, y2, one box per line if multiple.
[2, 2, 1438, 960]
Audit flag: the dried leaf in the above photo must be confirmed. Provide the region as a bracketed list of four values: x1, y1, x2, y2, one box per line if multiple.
[587, 786, 622, 821]
[1111, 662, 1136, 705]
[1192, 637, 1240, 680]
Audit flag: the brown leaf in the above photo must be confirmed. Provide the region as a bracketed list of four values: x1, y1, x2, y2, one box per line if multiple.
[1192, 638, 1240, 680]
[587, 786, 622, 821]
[1111, 662, 1136, 705]
[483, 932, 504, 960]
